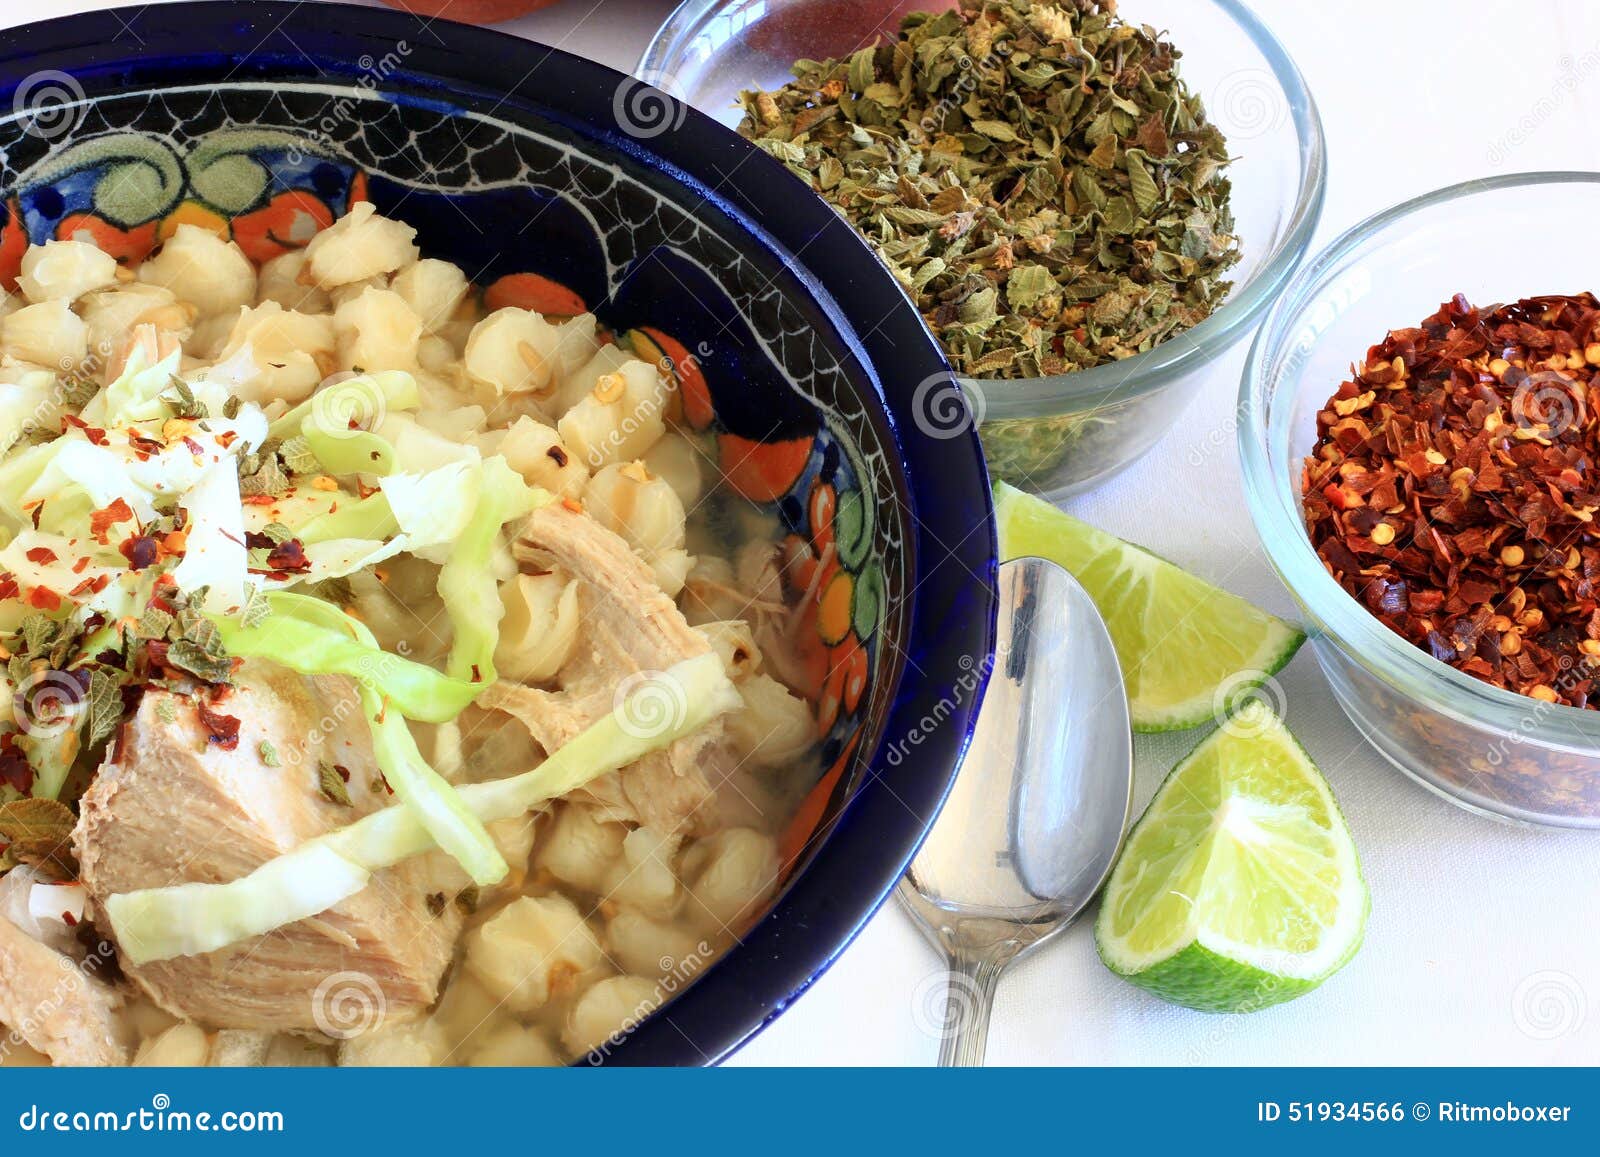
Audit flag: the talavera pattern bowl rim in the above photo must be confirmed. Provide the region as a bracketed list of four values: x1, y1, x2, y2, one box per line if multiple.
[0, 0, 999, 1065]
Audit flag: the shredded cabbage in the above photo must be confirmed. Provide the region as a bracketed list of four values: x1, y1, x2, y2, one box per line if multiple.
[0, 370, 60, 457]
[213, 591, 505, 885]
[438, 456, 550, 682]
[209, 594, 480, 722]
[266, 372, 421, 442]
[302, 427, 396, 477]
[107, 652, 739, 964]
[80, 345, 183, 428]
[171, 459, 248, 613]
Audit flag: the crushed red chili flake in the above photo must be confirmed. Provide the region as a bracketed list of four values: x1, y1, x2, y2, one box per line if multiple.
[1304, 293, 1600, 708]
[264, 539, 312, 573]
[63, 415, 110, 447]
[90, 498, 136, 544]
[119, 535, 159, 571]
[0, 734, 33, 794]
[23, 547, 57, 565]
[26, 587, 62, 611]
[196, 701, 241, 751]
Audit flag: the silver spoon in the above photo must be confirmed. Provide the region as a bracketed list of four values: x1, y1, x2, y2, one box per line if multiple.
[898, 555, 1133, 1066]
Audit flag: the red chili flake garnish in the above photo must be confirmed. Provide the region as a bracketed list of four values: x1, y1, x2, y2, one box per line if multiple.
[71, 557, 89, 575]
[64, 415, 110, 447]
[68, 573, 111, 597]
[1304, 292, 1600, 708]
[471, 663, 483, 683]
[26, 587, 62, 611]
[119, 535, 159, 571]
[24, 547, 57, 565]
[182, 436, 205, 456]
[244, 531, 274, 550]
[334, 763, 351, 782]
[0, 574, 17, 601]
[264, 539, 312, 573]
[0, 735, 33, 794]
[196, 701, 241, 751]
[60, 911, 78, 927]
[217, 431, 238, 449]
[242, 495, 277, 506]
[89, 498, 136, 544]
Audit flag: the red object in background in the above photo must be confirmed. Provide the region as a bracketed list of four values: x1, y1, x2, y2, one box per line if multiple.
[378, 0, 562, 22]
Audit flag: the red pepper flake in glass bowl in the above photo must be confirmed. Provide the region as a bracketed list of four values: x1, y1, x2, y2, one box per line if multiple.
[1303, 292, 1600, 707]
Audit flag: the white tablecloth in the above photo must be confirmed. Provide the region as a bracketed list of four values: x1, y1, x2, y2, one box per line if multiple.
[12, 0, 1599, 1066]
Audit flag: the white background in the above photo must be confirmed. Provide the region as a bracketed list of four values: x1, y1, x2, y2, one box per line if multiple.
[8, 0, 1600, 1066]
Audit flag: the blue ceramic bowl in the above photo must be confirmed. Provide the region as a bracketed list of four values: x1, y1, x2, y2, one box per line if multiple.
[0, 1, 997, 1064]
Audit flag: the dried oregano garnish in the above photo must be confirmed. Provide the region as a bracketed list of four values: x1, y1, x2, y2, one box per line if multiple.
[738, 0, 1237, 380]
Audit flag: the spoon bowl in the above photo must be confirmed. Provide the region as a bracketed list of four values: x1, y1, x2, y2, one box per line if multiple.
[898, 555, 1133, 1065]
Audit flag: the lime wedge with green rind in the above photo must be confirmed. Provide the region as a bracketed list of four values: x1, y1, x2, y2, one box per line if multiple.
[993, 482, 1305, 732]
[1094, 701, 1368, 1013]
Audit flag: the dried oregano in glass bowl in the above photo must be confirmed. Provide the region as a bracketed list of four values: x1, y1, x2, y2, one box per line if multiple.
[736, 0, 1238, 483]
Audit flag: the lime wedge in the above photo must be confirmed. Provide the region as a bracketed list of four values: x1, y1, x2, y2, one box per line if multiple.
[993, 482, 1305, 731]
[1094, 701, 1368, 1012]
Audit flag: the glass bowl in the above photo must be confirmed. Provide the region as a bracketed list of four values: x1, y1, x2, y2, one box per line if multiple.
[641, 0, 1325, 497]
[1241, 173, 1600, 828]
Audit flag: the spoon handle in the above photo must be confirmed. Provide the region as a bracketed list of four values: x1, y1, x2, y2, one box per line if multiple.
[936, 955, 1004, 1067]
